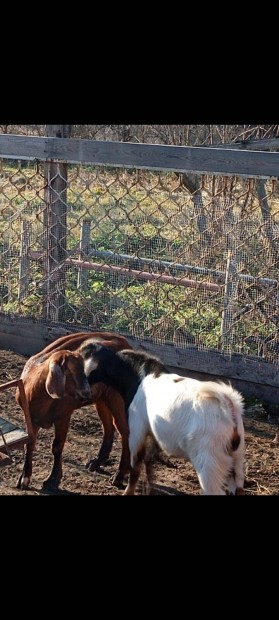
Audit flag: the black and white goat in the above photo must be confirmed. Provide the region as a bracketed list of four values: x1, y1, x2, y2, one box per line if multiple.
[80, 344, 245, 495]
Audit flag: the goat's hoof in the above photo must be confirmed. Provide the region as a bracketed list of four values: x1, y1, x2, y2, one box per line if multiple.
[16, 475, 30, 490]
[86, 458, 102, 472]
[16, 475, 23, 489]
[42, 478, 60, 491]
[235, 487, 245, 495]
[110, 473, 126, 488]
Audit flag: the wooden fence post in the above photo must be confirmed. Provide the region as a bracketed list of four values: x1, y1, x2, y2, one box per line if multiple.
[77, 219, 91, 290]
[220, 249, 238, 353]
[257, 180, 277, 264]
[42, 125, 72, 322]
[18, 220, 30, 299]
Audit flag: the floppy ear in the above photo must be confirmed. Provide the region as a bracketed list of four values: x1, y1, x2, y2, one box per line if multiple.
[46, 360, 66, 398]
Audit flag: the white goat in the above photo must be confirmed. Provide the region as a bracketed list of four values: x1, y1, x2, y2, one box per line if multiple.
[127, 374, 245, 495]
[82, 345, 245, 496]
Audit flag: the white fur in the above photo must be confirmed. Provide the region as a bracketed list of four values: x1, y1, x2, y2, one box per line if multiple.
[126, 374, 245, 495]
[84, 357, 99, 376]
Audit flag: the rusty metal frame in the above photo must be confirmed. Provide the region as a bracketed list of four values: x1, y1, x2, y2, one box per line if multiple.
[0, 379, 33, 457]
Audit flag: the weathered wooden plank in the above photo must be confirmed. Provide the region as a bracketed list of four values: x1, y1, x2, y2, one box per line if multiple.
[0, 313, 74, 357]
[127, 337, 279, 405]
[127, 336, 279, 384]
[0, 378, 33, 441]
[1, 135, 279, 179]
[0, 416, 22, 434]
[0, 427, 29, 449]
[1, 314, 279, 404]
[0, 312, 277, 385]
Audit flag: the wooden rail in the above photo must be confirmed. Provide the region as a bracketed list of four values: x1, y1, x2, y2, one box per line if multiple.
[1, 134, 279, 178]
[1, 315, 279, 406]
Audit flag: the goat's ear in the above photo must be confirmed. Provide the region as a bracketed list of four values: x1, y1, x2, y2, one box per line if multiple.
[46, 360, 66, 399]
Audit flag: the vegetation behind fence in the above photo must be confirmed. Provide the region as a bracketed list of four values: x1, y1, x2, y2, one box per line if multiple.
[0, 134, 279, 374]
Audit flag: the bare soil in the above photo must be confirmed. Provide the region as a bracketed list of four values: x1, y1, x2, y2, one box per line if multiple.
[0, 348, 279, 496]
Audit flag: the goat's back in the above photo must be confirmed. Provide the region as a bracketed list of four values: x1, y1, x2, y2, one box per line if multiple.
[129, 374, 245, 458]
[22, 331, 132, 376]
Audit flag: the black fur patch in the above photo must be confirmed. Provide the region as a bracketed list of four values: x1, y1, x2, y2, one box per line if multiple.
[118, 349, 168, 379]
[79, 344, 168, 409]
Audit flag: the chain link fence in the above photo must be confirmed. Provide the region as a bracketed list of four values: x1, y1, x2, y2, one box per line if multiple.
[0, 153, 279, 366]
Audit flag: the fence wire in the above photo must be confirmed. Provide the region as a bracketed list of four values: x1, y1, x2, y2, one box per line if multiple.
[0, 158, 279, 364]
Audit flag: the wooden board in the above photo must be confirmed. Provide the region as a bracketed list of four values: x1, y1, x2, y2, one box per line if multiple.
[0, 416, 29, 451]
[0, 378, 33, 461]
[0, 134, 279, 179]
[1, 314, 279, 405]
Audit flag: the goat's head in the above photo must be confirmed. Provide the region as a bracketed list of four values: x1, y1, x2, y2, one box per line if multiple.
[46, 350, 92, 401]
[78, 341, 115, 376]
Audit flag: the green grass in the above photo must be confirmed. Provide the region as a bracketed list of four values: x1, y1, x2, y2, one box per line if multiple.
[0, 160, 279, 355]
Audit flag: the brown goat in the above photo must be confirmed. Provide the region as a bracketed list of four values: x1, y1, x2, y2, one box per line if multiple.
[15, 331, 132, 491]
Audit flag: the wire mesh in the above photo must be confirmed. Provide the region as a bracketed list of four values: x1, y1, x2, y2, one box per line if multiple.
[0, 158, 279, 365]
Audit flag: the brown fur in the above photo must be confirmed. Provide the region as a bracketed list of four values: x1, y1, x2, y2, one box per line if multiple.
[15, 331, 132, 491]
[231, 428, 241, 452]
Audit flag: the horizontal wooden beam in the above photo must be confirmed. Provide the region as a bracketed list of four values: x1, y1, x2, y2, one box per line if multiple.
[1, 314, 279, 405]
[0, 134, 279, 179]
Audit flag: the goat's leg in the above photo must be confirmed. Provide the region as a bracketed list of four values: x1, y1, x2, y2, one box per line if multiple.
[123, 446, 146, 495]
[110, 396, 131, 487]
[145, 437, 177, 469]
[198, 478, 227, 495]
[42, 415, 71, 490]
[154, 450, 177, 468]
[143, 453, 155, 494]
[123, 416, 149, 495]
[86, 401, 115, 472]
[111, 434, 130, 487]
[195, 461, 228, 495]
[16, 425, 40, 490]
[227, 448, 245, 495]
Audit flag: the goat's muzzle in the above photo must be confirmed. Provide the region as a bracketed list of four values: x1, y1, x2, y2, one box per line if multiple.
[76, 381, 92, 402]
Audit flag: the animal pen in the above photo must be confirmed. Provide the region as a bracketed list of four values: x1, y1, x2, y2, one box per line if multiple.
[0, 133, 279, 406]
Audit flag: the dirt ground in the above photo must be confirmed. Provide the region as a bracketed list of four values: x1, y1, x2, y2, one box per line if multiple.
[1, 347, 279, 496]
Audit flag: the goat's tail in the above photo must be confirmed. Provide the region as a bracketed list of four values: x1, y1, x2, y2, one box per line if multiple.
[196, 381, 244, 451]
